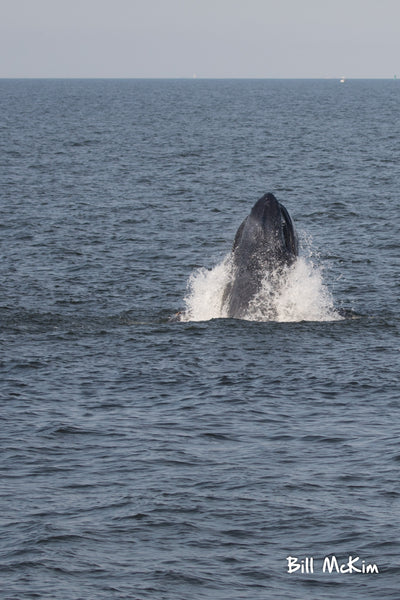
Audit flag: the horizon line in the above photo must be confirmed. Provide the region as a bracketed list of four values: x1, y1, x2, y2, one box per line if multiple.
[0, 75, 398, 81]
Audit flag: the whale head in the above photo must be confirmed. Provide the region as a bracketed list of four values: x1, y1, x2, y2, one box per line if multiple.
[223, 192, 298, 319]
[232, 192, 298, 267]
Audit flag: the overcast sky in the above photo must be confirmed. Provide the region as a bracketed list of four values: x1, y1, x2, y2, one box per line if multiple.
[1, 0, 399, 78]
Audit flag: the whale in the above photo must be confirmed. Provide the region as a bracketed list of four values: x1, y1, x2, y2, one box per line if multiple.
[222, 192, 298, 319]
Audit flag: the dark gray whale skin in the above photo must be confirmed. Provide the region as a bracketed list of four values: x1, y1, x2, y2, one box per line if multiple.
[222, 193, 298, 319]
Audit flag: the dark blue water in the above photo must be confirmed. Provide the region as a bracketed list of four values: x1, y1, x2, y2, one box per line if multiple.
[1, 79, 399, 599]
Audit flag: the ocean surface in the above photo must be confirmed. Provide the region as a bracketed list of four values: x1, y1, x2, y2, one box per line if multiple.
[0, 78, 399, 599]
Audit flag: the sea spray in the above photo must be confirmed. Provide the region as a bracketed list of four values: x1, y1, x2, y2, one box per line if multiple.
[259, 257, 340, 322]
[180, 236, 341, 323]
[181, 256, 232, 322]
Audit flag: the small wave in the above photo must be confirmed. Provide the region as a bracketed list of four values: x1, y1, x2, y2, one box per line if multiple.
[180, 241, 341, 323]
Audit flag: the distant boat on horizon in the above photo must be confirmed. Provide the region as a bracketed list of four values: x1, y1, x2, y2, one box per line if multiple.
[340, 77, 346, 83]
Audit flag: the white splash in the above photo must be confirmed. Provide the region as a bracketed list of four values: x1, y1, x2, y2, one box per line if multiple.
[248, 258, 340, 322]
[181, 256, 232, 322]
[180, 238, 341, 323]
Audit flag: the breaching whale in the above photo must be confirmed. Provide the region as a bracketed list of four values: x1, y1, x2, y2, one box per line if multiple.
[222, 192, 298, 319]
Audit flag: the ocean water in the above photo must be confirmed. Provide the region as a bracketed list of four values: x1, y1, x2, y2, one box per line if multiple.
[0, 78, 399, 599]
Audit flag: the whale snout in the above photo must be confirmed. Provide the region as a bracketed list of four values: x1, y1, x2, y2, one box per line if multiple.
[251, 192, 281, 224]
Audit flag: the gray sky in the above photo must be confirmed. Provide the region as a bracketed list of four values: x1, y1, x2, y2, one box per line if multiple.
[1, 0, 399, 78]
